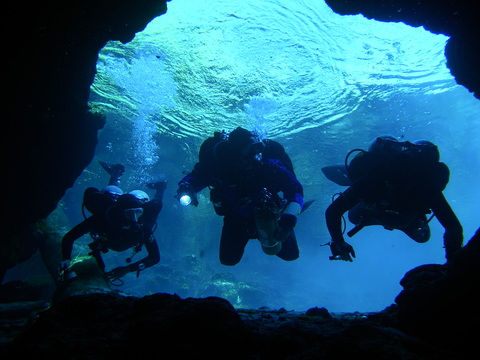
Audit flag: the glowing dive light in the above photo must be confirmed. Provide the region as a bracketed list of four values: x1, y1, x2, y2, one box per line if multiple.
[179, 194, 192, 206]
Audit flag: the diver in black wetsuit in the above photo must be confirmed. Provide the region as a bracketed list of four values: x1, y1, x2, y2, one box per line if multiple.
[176, 127, 305, 265]
[323, 135, 463, 263]
[58, 161, 167, 283]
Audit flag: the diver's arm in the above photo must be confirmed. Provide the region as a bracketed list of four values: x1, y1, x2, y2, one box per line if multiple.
[429, 192, 463, 261]
[61, 218, 93, 260]
[105, 238, 160, 281]
[179, 161, 216, 193]
[325, 188, 358, 262]
[128, 237, 160, 273]
[143, 197, 163, 221]
[282, 180, 304, 209]
[177, 161, 219, 206]
[267, 159, 304, 206]
[325, 188, 358, 243]
[132, 200, 163, 272]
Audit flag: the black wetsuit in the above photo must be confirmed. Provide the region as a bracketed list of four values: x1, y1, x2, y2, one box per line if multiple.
[325, 150, 463, 261]
[62, 193, 162, 273]
[179, 140, 304, 265]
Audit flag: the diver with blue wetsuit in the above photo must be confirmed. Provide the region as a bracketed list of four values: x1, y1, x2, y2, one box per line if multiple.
[176, 127, 305, 265]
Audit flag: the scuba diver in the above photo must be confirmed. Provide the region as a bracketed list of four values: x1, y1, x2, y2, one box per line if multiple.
[176, 127, 306, 266]
[322, 135, 463, 263]
[58, 161, 167, 284]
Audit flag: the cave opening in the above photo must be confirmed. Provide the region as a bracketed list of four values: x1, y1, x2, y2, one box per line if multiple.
[7, 0, 480, 313]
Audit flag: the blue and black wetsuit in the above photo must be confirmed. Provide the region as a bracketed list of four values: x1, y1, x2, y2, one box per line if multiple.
[179, 141, 304, 265]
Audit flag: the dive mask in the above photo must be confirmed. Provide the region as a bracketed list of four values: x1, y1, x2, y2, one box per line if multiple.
[124, 207, 144, 222]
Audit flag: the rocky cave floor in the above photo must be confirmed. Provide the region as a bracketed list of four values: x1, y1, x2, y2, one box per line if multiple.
[0, 280, 461, 359]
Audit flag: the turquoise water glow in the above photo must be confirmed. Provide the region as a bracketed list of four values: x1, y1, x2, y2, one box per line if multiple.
[92, 0, 454, 140]
[77, 0, 480, 312]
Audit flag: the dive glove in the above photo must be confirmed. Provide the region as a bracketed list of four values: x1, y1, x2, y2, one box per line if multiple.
[57, 260, 77, 282]
[329, 241, 356, 262]
[278, 213, 297, 232]
[57, 260, 71, 275]
[274, 214, 297, 242]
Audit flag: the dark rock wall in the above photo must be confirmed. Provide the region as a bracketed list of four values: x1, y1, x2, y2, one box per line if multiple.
[1, 1, 168, 275]
[395, 228, 480, 352]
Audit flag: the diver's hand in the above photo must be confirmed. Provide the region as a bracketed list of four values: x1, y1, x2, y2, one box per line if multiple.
[147, 173, 168, 190]
[329, 241, 356, 262]
[57, 260, 77, 282]
[147, 180, 167, 190]
[57, 260, 71, 277]
[278, 214, 297, 232]
[274, 214, 297, 242]
[105, 266, 130, 281]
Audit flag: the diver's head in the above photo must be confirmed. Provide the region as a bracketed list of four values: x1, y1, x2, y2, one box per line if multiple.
[110, 194, 144, 231]
[368, 135, 403, 155]
[101, 185, 123, 201]
[228, 127, 265, 166]
[413, 139, 440, 162]
[129, 190, 150, 204]
[123, 207, 144, 232]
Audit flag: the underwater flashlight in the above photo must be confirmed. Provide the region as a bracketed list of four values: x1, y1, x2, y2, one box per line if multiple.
[179, 194, 192, 206]
[176, 183, 197, 207]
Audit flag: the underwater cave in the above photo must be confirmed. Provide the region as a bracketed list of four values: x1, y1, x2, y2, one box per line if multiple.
[2, 0, 480, 358]
[14, 0, 480, 311]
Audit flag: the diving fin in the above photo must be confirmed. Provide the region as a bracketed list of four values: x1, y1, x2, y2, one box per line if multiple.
[300, 199, 315, 214]
[321, 165, 352, 186]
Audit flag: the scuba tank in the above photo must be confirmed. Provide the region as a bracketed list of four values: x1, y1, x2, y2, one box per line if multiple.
[254, 188, 284, 255]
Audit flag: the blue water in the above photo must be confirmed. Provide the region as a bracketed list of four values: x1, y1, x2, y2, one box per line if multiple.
[28, 0, 480, 312]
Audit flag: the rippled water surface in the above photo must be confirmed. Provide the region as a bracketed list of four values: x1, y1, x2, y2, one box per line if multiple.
[91, 0, 454, 139]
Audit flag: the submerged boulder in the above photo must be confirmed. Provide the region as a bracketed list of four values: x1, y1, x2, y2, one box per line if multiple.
[395, 228, 480, 352]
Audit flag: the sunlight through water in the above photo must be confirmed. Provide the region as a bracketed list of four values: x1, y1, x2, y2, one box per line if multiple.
[80, 0, 480, 312]
[90, 0, 452, 140]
